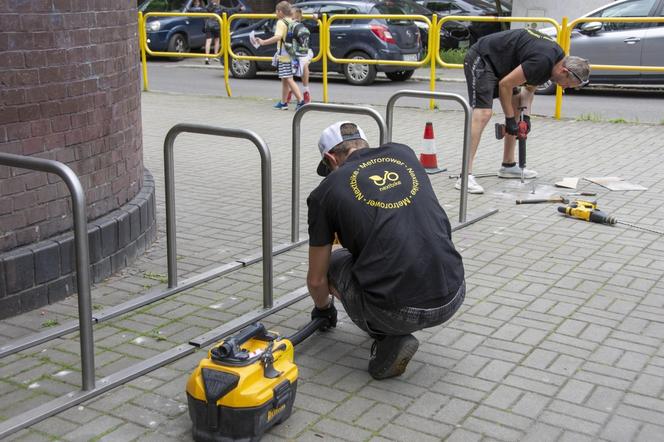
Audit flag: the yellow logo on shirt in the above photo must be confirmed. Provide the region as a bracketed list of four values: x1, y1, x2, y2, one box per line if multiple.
[349, 157, 419, 209]
[369, 171, 399, 187]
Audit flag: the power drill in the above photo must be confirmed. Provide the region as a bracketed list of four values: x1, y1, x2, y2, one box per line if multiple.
[557, 199, 617, 225]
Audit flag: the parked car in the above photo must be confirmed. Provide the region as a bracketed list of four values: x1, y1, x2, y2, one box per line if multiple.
[229, 0, 423, 85]
[537, 0, 664, 94]
[139, 0, 251, 56]
[372, 0, 472, 50]
[416, 0, 512, 44]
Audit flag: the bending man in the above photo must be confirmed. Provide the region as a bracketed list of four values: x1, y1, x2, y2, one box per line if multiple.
[459, 28, 590, 194]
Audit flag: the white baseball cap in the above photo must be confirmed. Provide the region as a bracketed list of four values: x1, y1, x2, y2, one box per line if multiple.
[316, 121, 367, 177]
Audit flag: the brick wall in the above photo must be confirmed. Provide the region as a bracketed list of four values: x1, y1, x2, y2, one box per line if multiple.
[0, 1, 144, 253]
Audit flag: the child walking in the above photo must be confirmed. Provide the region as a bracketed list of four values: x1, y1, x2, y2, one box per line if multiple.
[256, 1, 304, 110]
[288, 7, 313, 104]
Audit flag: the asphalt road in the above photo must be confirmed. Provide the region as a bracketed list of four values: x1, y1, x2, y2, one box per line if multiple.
[143, 60, 664, 124]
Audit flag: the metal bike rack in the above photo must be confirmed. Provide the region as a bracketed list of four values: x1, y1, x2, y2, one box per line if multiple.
[385, 90, 498, 226]
[0, 126, 317, 438]
[0, 124, 308, 358]
[163, 124, 274, 307]
[291, 103, 388, 242]
[0, 153, 95, 390]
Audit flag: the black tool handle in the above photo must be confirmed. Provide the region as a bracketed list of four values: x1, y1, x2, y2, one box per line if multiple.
[518, 137, 526, 170]
[516, 198, 554, 204]
[217, 323, 266, 358]
[287, 318, 328, 346]
[494, 123, 505, 140]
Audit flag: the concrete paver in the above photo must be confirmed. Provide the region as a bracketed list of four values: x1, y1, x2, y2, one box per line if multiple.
[1, 90, 663, 441]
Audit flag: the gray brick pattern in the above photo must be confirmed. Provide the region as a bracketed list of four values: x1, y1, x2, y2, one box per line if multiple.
[1, 92, 664, 441]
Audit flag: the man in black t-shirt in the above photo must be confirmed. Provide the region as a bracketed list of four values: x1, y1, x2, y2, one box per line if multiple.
[458, 28, 590, 194]
[306, 121, 466, 380]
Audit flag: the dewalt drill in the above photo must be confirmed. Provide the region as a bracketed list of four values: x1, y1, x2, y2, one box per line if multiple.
[557, 199, 617, 225]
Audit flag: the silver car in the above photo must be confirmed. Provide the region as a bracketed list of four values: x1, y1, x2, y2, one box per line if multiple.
[538, 0, 664, 94]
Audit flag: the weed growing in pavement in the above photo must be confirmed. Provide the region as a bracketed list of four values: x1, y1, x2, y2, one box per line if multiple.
[577, 114, 639, 124]
[143, 271, 168, 283]
[440, 48, 467, 64]
[41, 319, 59, 328]
[149, 329, 167, 342]
[575, 113, 602, 122]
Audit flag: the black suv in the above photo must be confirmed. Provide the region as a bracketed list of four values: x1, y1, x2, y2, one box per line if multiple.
[416, 0, 511, 44]
[229, 0, 423, 85]
[139, 0, 251, 55]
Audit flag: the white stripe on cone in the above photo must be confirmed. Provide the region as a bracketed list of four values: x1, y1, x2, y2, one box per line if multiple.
[420, 122, 439, 169]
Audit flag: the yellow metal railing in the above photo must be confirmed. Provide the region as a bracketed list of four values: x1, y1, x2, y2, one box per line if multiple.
[137, 11, 664, 120]
[142, 12, 224, 58]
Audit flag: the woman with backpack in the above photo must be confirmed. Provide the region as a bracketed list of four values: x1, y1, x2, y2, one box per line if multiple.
[256, 1, 305, 110]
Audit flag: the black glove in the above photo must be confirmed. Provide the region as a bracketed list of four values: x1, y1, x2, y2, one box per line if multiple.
[311, 300, 337, 331]
[505, 117, 518, 136]
[523, 115, 531, 134]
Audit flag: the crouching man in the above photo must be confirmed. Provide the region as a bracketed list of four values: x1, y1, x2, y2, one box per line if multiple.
[306, 121, 466, 379]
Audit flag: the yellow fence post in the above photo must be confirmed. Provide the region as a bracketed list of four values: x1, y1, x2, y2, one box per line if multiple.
[554, 16, 568, 120]
[429, 14, 437, 110]
[322, 13, 329, 103]
[223, 12, 232, 97]
[138, 12, 149, 91]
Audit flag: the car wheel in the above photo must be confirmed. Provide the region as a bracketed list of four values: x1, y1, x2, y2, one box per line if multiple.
[385, 70, 414, 82]
[535, 80, 557, 95]
[167, 33, 188, 61]
[343, 51, 377, 86]
[230, 47, 257, 79]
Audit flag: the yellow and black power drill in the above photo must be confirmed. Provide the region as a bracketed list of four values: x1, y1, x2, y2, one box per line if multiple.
[557, 199, 617, 225]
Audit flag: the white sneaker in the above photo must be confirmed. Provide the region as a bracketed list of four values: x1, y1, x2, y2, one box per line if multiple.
[498, 164, 538, 179]
[455, 175, 484, 194]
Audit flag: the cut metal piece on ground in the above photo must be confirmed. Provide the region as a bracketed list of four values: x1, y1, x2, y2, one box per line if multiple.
[584, 177, 648, 191]
[448, 172, 497, 179]
[555, 177, 579, 189]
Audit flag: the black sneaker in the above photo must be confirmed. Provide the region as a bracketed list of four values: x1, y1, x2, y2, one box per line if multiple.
[368, 334, 419, 380]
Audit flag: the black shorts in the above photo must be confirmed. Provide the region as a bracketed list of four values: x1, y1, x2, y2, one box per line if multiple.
[463, 48, 499, 109]
[206, 28, 220, 39]
[328, 249, 465, 338]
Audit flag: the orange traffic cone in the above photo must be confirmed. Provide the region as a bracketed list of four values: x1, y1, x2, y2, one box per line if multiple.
[419, 122, 446, 174]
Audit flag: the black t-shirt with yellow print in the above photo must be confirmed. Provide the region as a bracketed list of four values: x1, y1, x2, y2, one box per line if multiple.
[307, 143, 464, 310]
[476, 28, 564, 86]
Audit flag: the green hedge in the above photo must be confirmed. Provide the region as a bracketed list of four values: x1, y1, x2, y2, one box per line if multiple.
[440, 49, 467, 64]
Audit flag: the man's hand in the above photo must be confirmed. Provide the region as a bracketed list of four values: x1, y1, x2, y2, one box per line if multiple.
[505, 117, 518, 136]
[523, 115, 531, 134]
[311, 301, 337, 331]
[256, 37, 264, 46]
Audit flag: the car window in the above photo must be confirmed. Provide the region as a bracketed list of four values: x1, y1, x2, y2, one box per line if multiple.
[318, 4, 359, 25]
[596, 0, 658, 30]
[425, 1, 467, 15]
[140, 0, 189, 13]
[373, 0, 431, 15]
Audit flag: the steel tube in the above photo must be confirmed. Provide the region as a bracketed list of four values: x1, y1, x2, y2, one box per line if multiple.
[162, 124, 273, 307]
[291, 103, 387, 242]
[385, 90, 472, 223]
[0, 153, 95, 391]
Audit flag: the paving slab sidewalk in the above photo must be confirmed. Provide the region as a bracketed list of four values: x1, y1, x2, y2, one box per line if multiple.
[1, 92, 663, 441]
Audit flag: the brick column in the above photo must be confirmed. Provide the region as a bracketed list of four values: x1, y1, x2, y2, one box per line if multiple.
[0, 1, 155, 317]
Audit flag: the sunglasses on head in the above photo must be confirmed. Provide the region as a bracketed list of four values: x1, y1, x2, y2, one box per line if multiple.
[567, 67, 589, 88]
